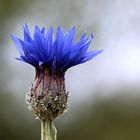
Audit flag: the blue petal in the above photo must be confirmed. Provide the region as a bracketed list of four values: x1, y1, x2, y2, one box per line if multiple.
[20, 54, 38, 67]
[82, 50, 103, 63]
[63, 27, 75, 54]
[44, 26, 53, 61]
[23, 24, 33, 43]
[11, 35, 24, 55]
[55, 26, 65, 63]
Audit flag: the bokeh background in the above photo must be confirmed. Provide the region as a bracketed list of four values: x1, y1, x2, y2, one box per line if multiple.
[1, 0, 140, 140]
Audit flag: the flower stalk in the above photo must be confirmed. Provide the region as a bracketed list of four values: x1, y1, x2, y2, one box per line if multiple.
[41, 119, 57, 140]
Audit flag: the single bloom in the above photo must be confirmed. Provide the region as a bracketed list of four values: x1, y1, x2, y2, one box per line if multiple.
[11, 25, 103, 120]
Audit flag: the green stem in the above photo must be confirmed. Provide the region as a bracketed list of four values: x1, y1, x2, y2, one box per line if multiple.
[41, 119, 57, 140]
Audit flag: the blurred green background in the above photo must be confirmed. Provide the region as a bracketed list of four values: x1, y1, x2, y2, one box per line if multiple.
[1, 0, 140, 140]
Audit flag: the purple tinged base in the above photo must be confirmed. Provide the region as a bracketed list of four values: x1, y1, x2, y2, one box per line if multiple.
[26, 65, 68, 120]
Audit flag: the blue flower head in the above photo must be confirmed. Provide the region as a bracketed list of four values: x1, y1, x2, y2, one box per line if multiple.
[11, 25, 103, 120]
[11, 25, 102, 72]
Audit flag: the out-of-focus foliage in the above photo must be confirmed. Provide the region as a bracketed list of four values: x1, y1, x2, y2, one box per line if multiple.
[59, 90, 140, 140]
[0, 0, 33, 42]
[0, 91, 40, 140]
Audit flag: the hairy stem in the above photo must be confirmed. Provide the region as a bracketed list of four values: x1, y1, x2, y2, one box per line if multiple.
[41, 119, 57, 140]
